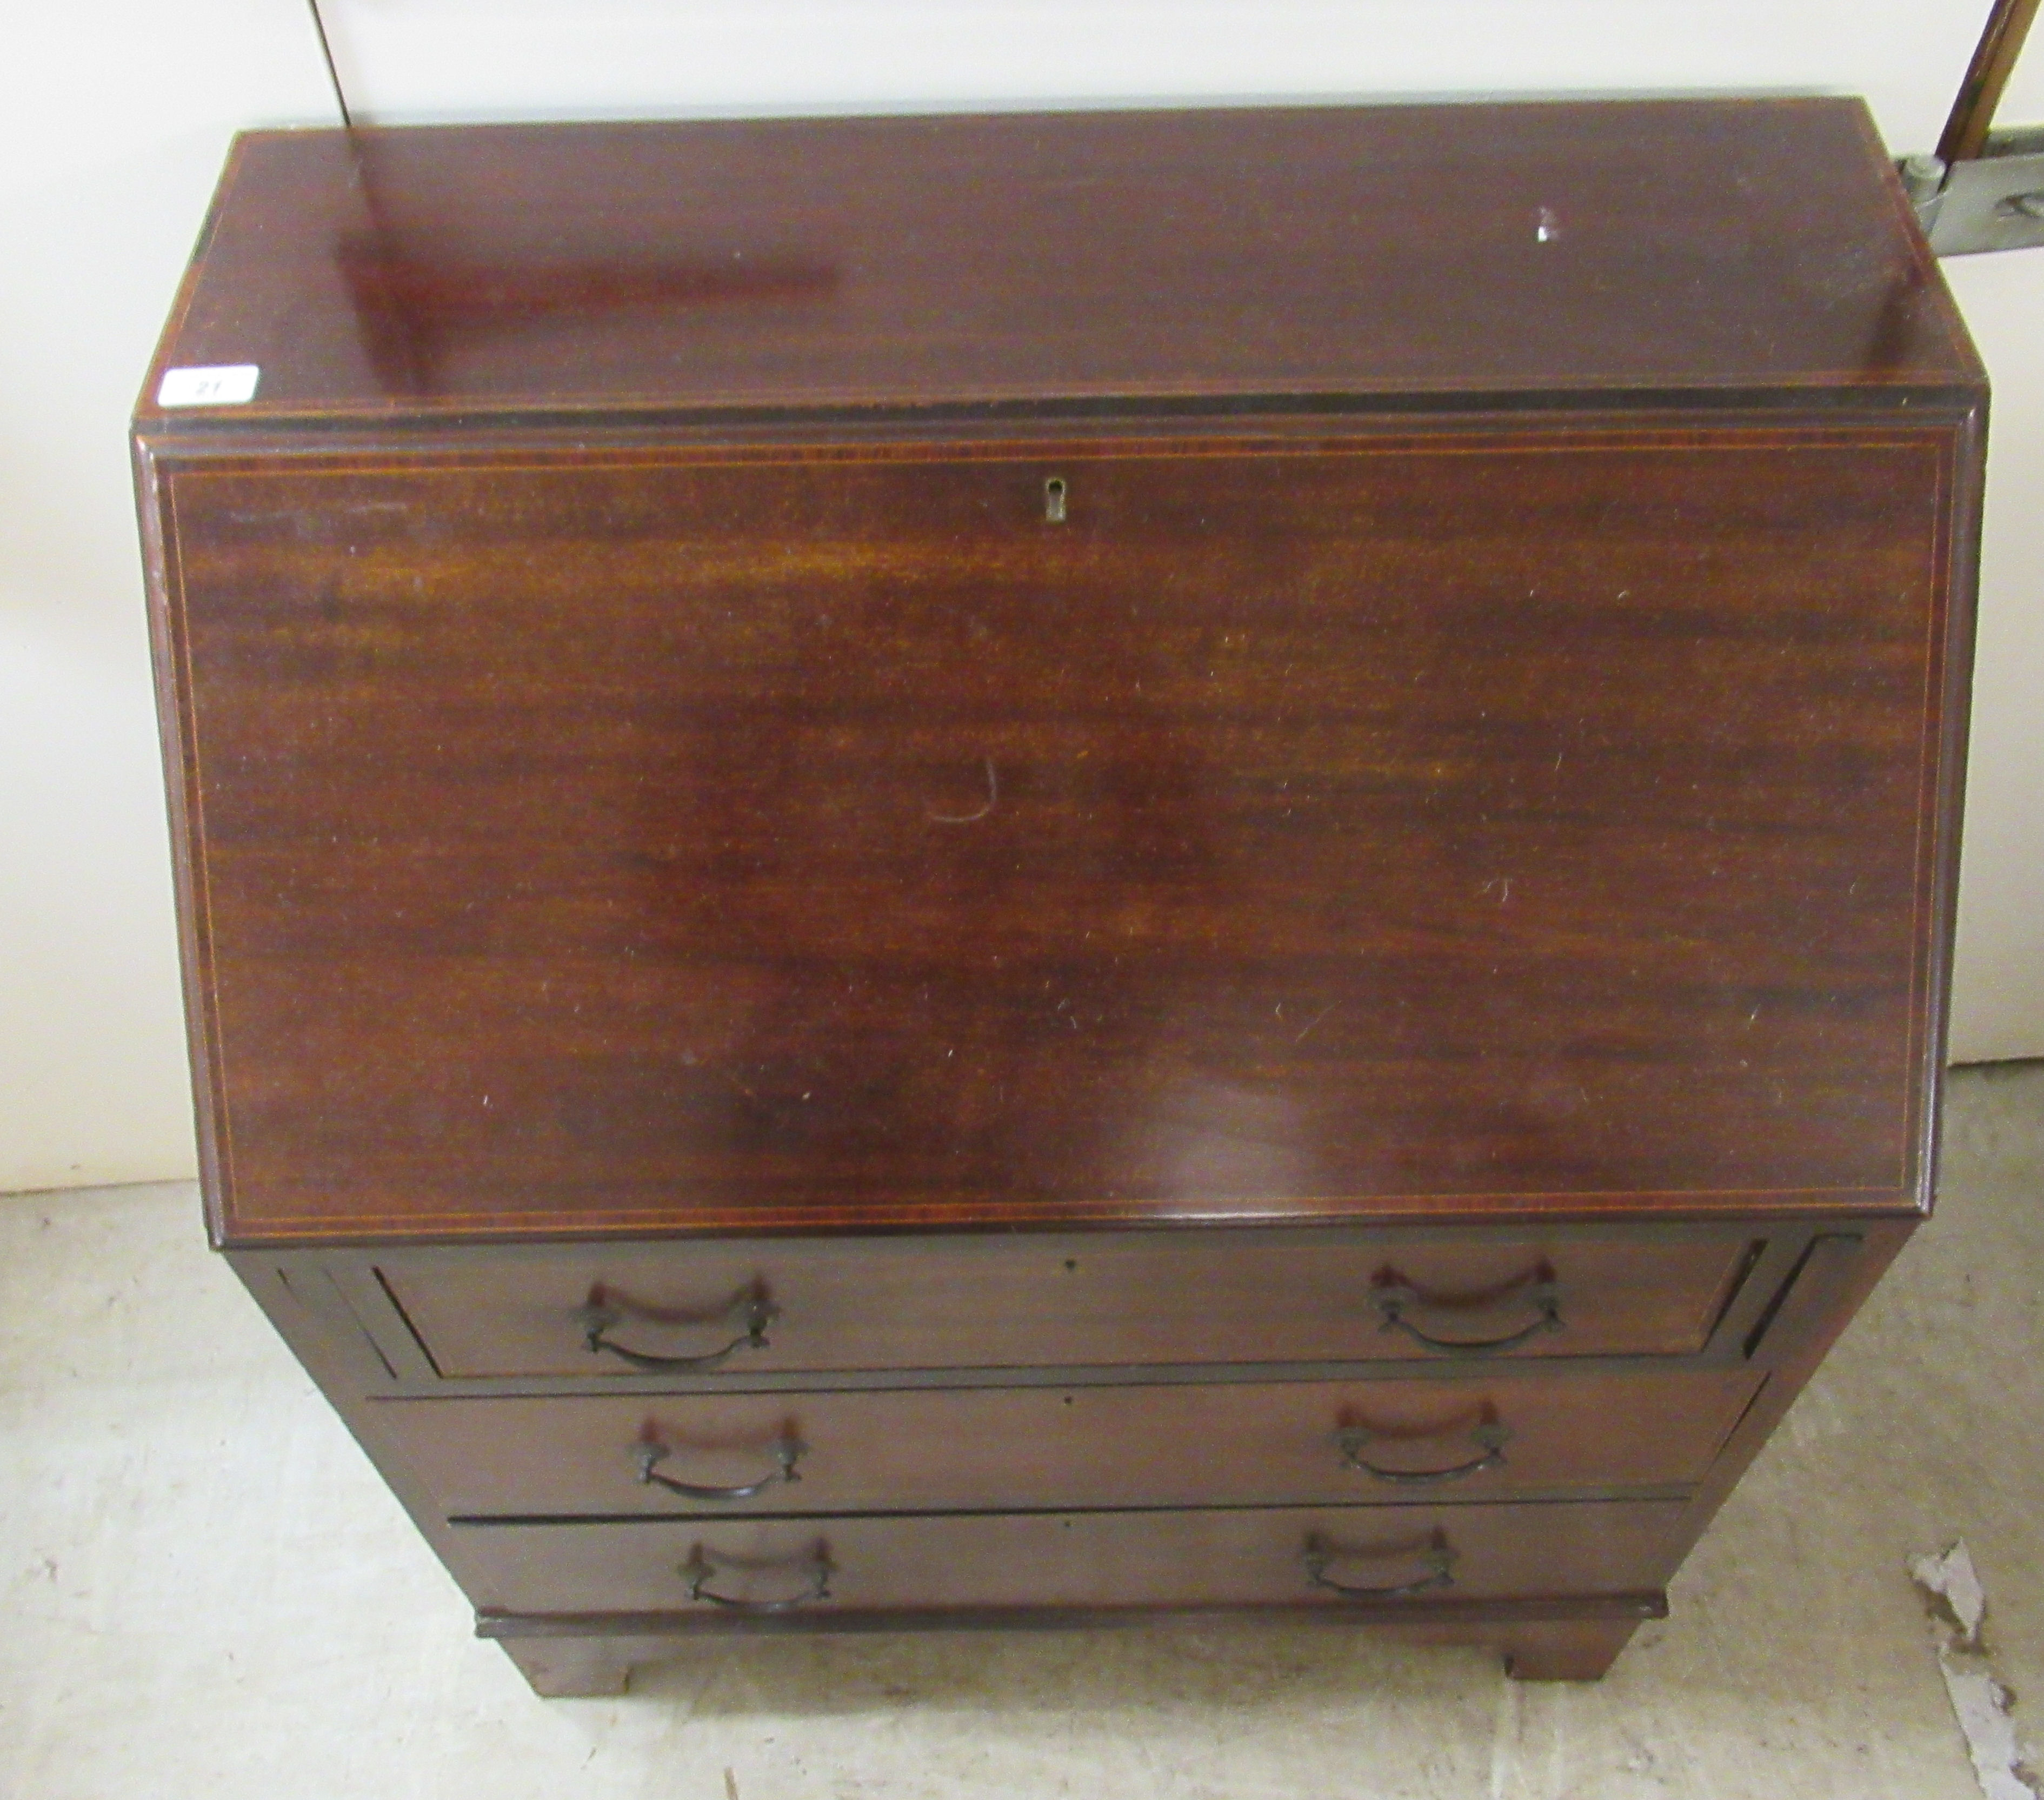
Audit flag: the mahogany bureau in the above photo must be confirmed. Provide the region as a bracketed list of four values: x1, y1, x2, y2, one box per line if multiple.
[132, 98, 1985, 1695]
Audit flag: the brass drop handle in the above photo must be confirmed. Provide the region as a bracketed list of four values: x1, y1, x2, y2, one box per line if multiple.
[573, 1286, 777, 1372]
[635, 1432, 807, 1501]
[1334, 1415, 1512, 1485]
[1302, 1531, 1457, 1599]
[682, 1542, 834, 1611]
[1369, 1268, 1562, 1357]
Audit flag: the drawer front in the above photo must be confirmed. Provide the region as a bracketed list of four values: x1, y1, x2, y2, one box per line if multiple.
[379, 1229, 1755, 1378]
[455, 1501, 1685, 1614]
[385, 1369, 1760, 1518]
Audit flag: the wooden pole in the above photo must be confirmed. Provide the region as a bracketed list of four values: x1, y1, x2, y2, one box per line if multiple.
[1936, 0, 2042, 164]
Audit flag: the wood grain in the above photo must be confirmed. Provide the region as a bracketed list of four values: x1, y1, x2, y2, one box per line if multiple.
[162, 430, 1958, 1239]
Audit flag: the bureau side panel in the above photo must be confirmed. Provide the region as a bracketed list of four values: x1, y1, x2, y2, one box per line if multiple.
[152, 423, 1967, 1241]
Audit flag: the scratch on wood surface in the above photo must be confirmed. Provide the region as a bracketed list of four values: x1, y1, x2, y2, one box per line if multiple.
[1911, 1541, 2042, 1800]
[1293, 1003, 1338, 1044]
[927, 758, 997, 825]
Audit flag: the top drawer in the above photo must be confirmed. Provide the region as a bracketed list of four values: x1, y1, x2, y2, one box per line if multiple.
[375, 1227, 1755, 1378]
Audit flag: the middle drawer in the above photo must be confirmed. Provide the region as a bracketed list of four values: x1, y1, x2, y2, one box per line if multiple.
[378, 1368, 1759, 1519]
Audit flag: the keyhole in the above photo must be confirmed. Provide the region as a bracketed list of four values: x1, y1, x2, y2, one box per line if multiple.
[1044, 476, 1067, 523]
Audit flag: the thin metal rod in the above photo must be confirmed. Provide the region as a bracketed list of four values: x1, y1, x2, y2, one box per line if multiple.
[1936, 0, 2042, 164]
[305, 0, 354, 130]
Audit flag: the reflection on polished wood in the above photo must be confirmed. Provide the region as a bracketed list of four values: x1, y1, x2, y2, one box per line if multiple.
[143, 99, 1975, 424]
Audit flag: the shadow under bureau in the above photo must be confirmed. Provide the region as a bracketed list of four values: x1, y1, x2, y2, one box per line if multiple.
[132, 98, 1984, 1694]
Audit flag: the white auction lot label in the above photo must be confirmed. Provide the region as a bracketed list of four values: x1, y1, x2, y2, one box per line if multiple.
[157, 364, 260, 406]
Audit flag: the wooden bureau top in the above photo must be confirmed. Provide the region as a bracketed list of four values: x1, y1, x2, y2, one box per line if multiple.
[137, 97, 1978, 429]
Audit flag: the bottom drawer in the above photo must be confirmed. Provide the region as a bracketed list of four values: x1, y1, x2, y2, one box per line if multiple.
[454, 1501, 1684, 1615]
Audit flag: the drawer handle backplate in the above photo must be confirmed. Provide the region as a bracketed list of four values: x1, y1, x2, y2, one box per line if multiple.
[1302, 1530, 1457, 1599]
[1369, 1269, 1563, 1357]
[682, 1542, 834, 1611]
[636, 1432, 807, 1500]
[574, 1287, 777, 1372]
[1334, 1414, 1512, 1484]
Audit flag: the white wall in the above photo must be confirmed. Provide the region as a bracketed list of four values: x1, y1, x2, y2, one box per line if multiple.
[4, 0, 2039, 1192]
[319, 0, 2040, 135]
[1945, 251, 2044, 1065]
[3, 5, 335, 1191]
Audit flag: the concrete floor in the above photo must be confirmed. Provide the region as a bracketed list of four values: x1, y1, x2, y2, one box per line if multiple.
[3, 1065, 2040, 1800]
